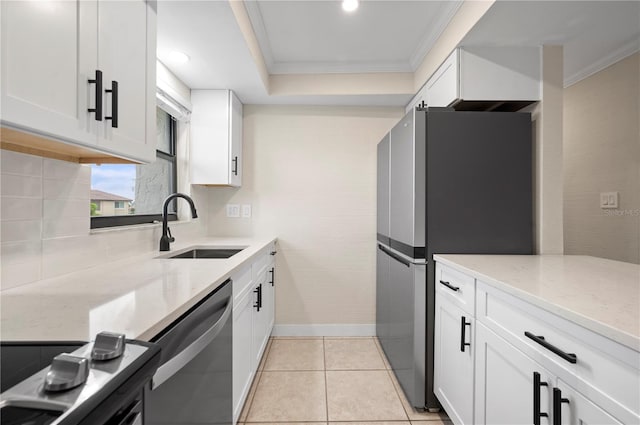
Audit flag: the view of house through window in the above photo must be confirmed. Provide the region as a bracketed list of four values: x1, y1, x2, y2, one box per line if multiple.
[90, 108, 177, 228]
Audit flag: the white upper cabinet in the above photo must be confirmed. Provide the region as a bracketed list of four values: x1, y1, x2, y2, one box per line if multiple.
[191, 90, 243, 187]
[1, 1, 98, 146]
[97, 0, 156, 163]
[1, 0, 156, 163]
[426, 47, 541, 108]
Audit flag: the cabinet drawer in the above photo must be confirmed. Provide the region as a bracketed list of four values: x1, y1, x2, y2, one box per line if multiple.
[436, 263, 475, 315]
[477, 281, 640, 423]
[232, 265, 252, 305]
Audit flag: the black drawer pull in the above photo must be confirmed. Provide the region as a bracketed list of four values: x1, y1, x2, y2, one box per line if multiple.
[533, 371, 549, 425]
[460, 316, 471, 352]
[269, 267, 275, 286]
[232, 156, 238, 175]
[105, 80, 118, 128]
[552, 387, 570, 425]
[439, 280, 460, 292]
[378, 244, 410, 267]
[88, 69, 103, 121]
[525, 332, 577, 364]
[253, 284, 262, 311]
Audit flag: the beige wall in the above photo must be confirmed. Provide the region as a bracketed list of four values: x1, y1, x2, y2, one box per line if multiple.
[563, 52, 640, 264]
[206, 105, 403, 326]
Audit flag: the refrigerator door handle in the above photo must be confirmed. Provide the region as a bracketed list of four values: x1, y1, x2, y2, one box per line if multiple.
[378, 244, 411, 267]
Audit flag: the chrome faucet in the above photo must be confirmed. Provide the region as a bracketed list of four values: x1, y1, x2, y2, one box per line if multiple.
[160, 193, 198, 251]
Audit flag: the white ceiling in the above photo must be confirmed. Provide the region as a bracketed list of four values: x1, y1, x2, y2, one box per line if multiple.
[157, 0, 640, 106]
[244, 0, 461, 74]
[462, 1, 640, 87]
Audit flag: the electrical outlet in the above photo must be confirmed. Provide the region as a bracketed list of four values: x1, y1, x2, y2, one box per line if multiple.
[600, 192, 618, 209]
[226, 204, 240, 217]
[241, 204, 252, 218]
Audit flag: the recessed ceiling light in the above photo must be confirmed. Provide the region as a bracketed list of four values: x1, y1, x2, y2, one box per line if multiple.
[169, 51, 190, 65]
[342, 0, 359, 13]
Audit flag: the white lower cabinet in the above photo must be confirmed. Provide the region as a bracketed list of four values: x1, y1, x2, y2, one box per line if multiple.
[555, 379, 624, 425]
[232, 286, 254, 422]
[434, 269, 475, 425]
[434, 260, 639, 425]
[232, 245, 277, 424]
[474, 322, 554, 425]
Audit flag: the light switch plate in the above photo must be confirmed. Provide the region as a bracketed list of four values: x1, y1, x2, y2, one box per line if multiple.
[600, 192, 618, 209]
[241, 204, 252, 218]
[226, 204, 240, 217]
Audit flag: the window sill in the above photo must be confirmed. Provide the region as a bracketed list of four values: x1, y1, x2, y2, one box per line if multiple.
[89, 218, 199, 235]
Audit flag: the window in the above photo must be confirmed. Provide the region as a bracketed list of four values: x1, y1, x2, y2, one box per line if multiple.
[90, 108, 177, 228]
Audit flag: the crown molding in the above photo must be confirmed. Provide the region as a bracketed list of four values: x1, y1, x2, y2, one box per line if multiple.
[243, 0, 274, 69]
[564, 38, 640, 87]
[409, 0, 463, 71]
[270, 60, 412, 75]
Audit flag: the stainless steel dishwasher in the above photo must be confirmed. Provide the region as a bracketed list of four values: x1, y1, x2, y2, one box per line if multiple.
[145, 279, 232, 425]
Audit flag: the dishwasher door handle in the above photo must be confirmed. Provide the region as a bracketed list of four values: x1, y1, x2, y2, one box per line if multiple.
[151, 298, 232, 390]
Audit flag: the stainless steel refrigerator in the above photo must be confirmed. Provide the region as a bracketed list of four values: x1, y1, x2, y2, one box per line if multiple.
[376, 107, 532, 411]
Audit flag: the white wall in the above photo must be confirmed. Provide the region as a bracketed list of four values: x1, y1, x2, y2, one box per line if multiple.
[564, 52, 640, 264]
[206, 105, 403, 327]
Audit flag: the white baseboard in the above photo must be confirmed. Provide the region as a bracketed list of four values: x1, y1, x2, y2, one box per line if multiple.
[272, 324, 376, 337]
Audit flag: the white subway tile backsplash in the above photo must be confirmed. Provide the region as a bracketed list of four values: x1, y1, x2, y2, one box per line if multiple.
[43, 158, 86, 181]
[1, 241, 42, 265]
[43, 217, 90, 239]
[1, 259, 42, 290]
[43, 199, 90, 220]
[1, 174, 43, 198]
[42, 236, 106, 279]
[44, 177, 90, 200]
[1, 197, 42, 221]
[0, 150, 43, 177]
[1, 219, 42, 242]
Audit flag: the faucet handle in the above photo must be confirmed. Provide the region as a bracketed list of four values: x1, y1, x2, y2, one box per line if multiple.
[167, 227, 175, 243]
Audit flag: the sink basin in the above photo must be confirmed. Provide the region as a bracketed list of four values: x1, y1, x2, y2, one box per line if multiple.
[157, 246, 246, 259]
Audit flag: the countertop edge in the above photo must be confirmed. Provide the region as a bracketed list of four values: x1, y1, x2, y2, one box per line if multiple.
[433, 254, 640, 352]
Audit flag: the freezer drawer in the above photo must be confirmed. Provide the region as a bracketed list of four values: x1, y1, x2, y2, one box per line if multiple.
[376, 244, 426, 408]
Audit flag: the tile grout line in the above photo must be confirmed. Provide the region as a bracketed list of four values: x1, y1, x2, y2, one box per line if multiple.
[323, 336, 329, 423]
[243, 338, 273, 423]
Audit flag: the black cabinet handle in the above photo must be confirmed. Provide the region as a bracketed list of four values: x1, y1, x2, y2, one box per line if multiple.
[377, 244, 410, 267]
[533, 371, 549, 425]
[253, 284, 262, 311]
[88, 70, 103, 121]
[525, 332, 577, 364]
[269, 267, 275, 287]
[460, 316, 471, 352]
[105, 80, 118, 128]
[439, 280, 460, 292]
[232, 156, 238, 175]
[552, 387, 570, 425]
[270, 251, 277, 256]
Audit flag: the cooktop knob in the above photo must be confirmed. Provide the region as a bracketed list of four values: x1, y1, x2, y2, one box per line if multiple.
[43, 354, 89, 392]
[91, 331, 126, 361]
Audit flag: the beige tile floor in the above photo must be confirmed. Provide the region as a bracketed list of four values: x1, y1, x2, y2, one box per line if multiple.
[238, 336, 450, 425]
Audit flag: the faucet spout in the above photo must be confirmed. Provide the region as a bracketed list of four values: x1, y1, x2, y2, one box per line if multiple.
[160, 193, 198, 251]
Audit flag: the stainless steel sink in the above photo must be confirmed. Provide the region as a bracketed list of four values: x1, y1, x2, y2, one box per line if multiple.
[157, 246, 246, 259]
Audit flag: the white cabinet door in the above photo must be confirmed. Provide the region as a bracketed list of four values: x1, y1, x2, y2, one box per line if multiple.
[265, 258, 275, 332]
[97, 0, 155, 162]
[229, 91, 243, 187]
[426, 50, 459, 107]
[475, 322, 554, 425]
[434, 295, 474, 425]
[233, 289, 255, 424]
[191, 90, 244, 186]
[555, 380, 624, 425]
[251, 271, 269, 371]
[1, 0, 98, 147]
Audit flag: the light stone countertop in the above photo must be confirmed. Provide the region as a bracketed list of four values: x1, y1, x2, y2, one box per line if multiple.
[1, 236, 276, 342]
[434, 254, 640, 351]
